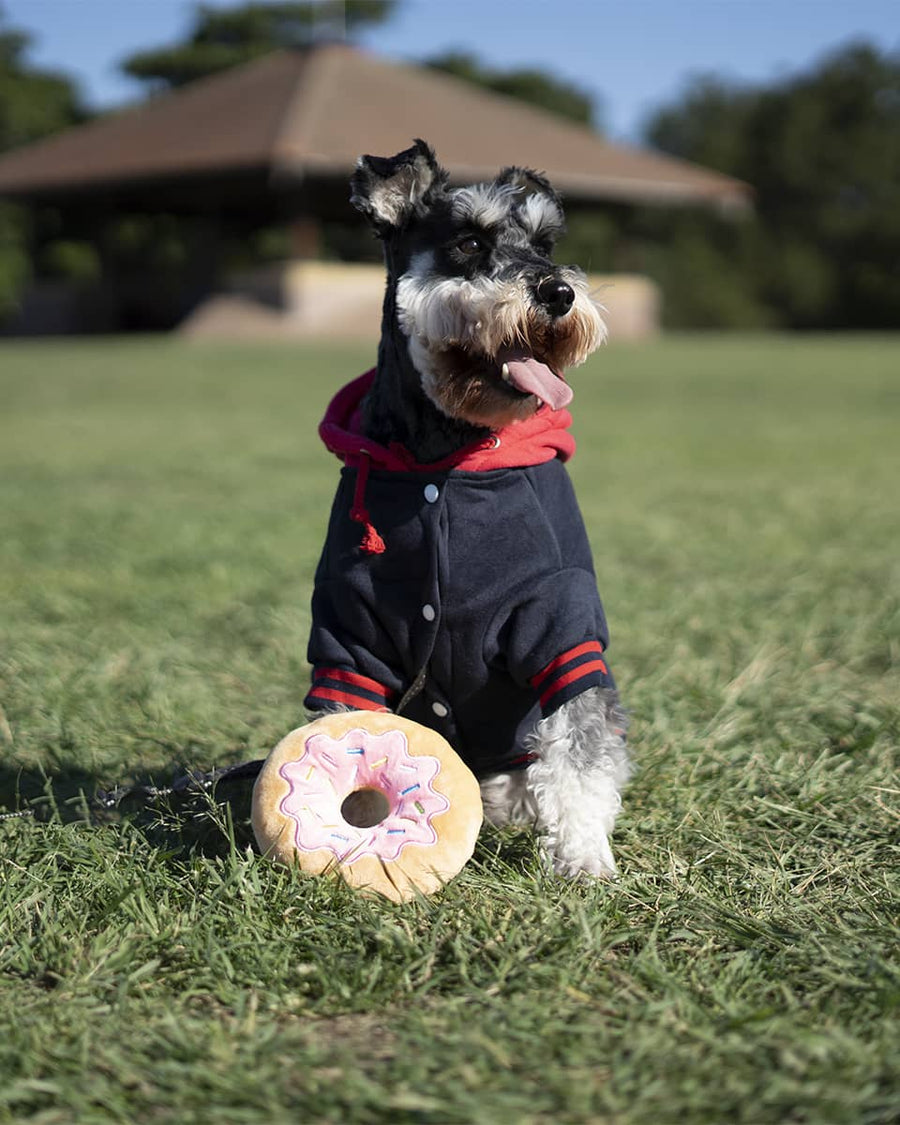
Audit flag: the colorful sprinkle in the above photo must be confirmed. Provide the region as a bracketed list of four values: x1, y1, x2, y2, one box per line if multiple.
[278, 729, 450, 866]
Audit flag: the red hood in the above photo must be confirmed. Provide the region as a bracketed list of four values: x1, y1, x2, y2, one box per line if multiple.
[319, 369, 576, 472]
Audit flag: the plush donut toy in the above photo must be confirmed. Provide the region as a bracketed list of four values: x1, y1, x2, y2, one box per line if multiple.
[252, 711, 483, 902]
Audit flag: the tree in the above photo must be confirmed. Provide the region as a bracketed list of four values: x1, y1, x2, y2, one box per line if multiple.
[121, 4, 598, 128]
[0, 9, 87, 316]
[0, 17, 85, 151]
[121, 1, 396, 90]
[426, 50, 598, 128]
[644, 42, 900, 328]
[645, 77, 755, 180]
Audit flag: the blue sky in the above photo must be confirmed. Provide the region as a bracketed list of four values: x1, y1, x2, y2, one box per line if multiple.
[5, 0, 899, 139]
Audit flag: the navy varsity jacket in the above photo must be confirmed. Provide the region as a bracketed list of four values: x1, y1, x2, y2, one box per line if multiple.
[305, 371, 616, 779]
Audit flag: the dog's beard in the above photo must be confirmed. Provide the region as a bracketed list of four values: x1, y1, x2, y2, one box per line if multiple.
[396, 268, 607, 428]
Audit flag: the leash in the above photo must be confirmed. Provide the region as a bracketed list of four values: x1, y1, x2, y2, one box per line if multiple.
[0, 807, 34, 823]
[0, 759, 265, 823]
[94, 758, 265, 811]
[4, 660, 436, 822]
[395, 664, 429, 715]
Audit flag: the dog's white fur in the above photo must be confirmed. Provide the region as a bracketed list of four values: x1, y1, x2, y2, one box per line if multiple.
[397, 255, 608, 431]
[396, 258, 606, 370]
[480, 688, 630, 877]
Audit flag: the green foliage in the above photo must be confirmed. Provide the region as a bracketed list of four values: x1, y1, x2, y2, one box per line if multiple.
[630, 211, 776, 329]
[649, 76, 756, 178]
[121, 1, 397, 89]
[0, 27, 85, 151]
[37, 239, 100, 282]
[554, 206, 775, 329]
[1, 336, 899, 1121]
[556, 210, 617, 272]
[427, 50, 598, 127]
[0, 11, 87, 319]
[0, 201, 26, 315]
[645, 42, 900, 328]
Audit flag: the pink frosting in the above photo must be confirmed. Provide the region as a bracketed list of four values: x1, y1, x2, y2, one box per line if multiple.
[278, 726, 450, 864]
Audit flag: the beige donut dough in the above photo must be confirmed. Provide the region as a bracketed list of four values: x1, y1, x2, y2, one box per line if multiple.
[252, 711, 483, 902]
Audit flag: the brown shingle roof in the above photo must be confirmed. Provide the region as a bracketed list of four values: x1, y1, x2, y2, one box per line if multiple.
[0, 44, 750, 208]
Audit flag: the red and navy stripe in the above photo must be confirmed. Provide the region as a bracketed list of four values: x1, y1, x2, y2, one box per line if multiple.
[305, 667, 394, 712]
[530, 641, 610, 714]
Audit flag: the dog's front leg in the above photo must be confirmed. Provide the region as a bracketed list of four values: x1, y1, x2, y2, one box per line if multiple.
[524, 687, 631, 879]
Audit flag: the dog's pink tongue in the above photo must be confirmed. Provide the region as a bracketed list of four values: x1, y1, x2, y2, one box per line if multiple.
[500, 352, 573, 411]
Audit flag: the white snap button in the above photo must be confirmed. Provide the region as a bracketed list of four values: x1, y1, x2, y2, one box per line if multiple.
[431, 702, 448, 718]
[422, 604, 436, 621]
[424, 484, 439, 503]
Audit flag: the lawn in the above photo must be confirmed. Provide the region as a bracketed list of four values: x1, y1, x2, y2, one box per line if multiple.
[0, 333, 898, 1124]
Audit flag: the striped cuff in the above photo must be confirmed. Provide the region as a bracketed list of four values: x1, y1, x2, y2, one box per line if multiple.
[305, 667, 394, 712]
[530, 641, 610, 715]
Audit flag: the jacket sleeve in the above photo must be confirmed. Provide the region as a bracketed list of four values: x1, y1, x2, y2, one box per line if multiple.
[499, 569, 616, 717]
[305, 576, 405, 711]
[495, 461, 616, 716]
[304, 476, 404, 713]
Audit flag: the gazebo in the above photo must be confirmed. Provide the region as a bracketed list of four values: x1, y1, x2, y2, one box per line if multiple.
[0, 43, 750, 336]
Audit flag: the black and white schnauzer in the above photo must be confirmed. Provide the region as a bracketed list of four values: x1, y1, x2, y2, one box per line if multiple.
[305, 140, 631, 879]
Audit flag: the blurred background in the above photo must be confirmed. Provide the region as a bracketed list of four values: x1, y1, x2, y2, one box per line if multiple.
[0, 0, 897, 339]
[3, 10, 900, 1117]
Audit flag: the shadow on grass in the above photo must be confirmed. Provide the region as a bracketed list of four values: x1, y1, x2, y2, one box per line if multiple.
[1, 760, 542, 877]
[472, 822, 543, 877]
[0, 761, 98, 823]
[0, 759, 261, 858]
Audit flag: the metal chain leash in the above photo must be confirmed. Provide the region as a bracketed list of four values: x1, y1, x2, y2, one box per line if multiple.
[0, 759, 265, 822]
[0, 808, 35, 822]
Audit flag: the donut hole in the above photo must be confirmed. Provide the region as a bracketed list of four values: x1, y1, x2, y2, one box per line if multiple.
[341, 787, 391, 828]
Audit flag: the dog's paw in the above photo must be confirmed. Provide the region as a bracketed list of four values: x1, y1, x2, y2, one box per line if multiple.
[541, 836, 618, 881]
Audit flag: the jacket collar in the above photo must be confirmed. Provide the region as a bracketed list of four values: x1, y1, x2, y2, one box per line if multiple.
[319, 370, 576, 472]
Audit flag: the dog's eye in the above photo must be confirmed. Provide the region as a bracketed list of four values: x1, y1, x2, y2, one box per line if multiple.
[457, 237, 484, 256]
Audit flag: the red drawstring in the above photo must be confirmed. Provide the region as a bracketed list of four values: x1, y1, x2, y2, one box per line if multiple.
[349, 452, 386, 555]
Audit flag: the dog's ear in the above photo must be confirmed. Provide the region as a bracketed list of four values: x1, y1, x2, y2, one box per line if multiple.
[496, 166, 566, 248]
[496, 166, 563, 208]
[351, 139, 447, 235]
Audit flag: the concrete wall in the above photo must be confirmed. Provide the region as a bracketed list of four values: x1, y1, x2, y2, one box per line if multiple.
[179, 260, 660, 343]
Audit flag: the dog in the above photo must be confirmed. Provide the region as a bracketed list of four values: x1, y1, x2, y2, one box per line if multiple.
[304, 140, 631, 879]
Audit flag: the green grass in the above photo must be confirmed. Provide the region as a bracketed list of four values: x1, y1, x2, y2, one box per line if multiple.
[1, 334, 898, 1124]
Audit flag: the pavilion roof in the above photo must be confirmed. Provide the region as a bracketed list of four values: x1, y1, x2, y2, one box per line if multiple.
[0, 44, 750, 210]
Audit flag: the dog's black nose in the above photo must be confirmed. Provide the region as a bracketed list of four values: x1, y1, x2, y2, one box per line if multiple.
[536, 278, 575, 317]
